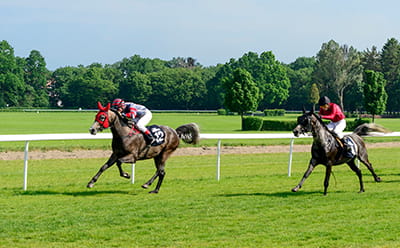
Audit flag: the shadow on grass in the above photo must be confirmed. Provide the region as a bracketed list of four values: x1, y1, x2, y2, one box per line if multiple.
[217, 190, 323, 198]
[19, 190, 136, 196]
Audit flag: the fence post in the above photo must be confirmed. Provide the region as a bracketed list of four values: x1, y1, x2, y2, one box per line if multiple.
[23, 141, 29, 191]
[287, 138, 294, 177]
[216, 139, 221, 181]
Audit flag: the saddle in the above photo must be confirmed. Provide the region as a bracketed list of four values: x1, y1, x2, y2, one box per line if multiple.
[335, 136, 356, 159]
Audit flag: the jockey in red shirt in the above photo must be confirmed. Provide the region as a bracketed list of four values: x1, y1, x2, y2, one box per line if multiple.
[318, 96, 346, 138]
[318, 96, 354, 158]
[111, 98, 155, 144]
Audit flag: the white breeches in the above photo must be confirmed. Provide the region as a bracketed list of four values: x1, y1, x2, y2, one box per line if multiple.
[326, 119, 346, 138]
[134, 110, 152, 133]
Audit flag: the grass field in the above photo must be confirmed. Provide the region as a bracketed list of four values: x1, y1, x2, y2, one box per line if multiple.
[1, 112, 400, 247]
[1, 148, 399, 247]
[1, 112, 400, 152]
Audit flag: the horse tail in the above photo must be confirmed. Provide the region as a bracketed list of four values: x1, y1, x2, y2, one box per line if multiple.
[353, 123, 390, 136]
[176, 123, 200, 145]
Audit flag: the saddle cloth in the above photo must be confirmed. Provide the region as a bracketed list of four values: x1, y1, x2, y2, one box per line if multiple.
[147, 125, 165, 146]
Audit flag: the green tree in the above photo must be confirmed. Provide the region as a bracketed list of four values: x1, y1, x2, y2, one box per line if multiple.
[363, 70, 387, 122]
[284, 57, 315, 110]
[24, 50, 49, 107]
[119, 71, 152, 103]
[50, 66, 84, 107]
[65, 67, 118, 108]
[313, 40, 363, 110]
[309, 83, 319, 111]
[362, 46, 381, 72]
[210, 51, 290, 110]
[222, 68, 262, 129]
[148, 68, 207, 109]
[380, 38, 400, 111]
[0, 40, 25, 107]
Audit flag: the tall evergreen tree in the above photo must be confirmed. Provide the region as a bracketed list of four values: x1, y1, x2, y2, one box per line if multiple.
[380, 38, 400, 111]
[363, 70, 387, 122]
[309, 83, 319, 111]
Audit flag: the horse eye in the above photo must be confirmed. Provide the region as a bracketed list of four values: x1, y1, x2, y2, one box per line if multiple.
[100, 116, 106, 122]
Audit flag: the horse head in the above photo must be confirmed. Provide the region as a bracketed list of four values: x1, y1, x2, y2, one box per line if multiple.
[89, 102, 111, 135]
[293, 109, 315, 137]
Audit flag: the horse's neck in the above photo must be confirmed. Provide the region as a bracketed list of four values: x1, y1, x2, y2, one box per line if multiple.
[109, 111, 131, 138]
[311, 118, 334, 147]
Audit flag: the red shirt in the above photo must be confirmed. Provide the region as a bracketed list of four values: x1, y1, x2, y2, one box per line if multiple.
[319, 103, 345, 122]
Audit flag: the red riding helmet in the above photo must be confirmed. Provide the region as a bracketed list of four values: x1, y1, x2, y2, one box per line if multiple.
[111, 98, 125, 110]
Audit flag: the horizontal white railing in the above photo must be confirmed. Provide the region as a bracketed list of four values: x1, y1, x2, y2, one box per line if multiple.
[1, 132, 399, 190]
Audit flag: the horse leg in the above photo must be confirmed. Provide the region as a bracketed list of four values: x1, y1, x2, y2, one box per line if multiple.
[87, 154, 118, 188]
[142, 155, 168, 194]
[141, 172, 159, 189]
[323, 165, 332, 195]
[116, 160, 130, 179]
[347, 160, 365, 193]
[292, 159, 317, 192]
[358, 153, 381, 182]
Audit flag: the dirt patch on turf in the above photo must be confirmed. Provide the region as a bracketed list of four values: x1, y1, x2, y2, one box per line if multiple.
[1, 142, 399, 161]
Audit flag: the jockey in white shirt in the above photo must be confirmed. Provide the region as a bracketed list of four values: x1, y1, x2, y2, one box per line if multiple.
[111, 98, 154, 144]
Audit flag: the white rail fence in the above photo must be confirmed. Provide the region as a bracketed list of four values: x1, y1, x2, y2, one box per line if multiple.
[1, 132, 399, 190]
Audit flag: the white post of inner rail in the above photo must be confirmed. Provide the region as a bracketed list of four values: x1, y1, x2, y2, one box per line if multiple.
[287, 138, 295, 177]
[23, 141, 29, 191]
[216, 139, 221, 181]
[131, 163, 135, 184]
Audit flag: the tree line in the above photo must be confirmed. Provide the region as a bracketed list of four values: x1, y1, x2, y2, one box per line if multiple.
[1, 38, 399, 112]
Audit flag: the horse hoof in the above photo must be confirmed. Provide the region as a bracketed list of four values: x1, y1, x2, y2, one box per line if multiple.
[141, 184, 149, 189]
[375, 177, 382, 182]
[149, 190, 159, 194]
[122, 173, 130, 179]
[291, 187, 299, 192]
[87, 183, 94, 188]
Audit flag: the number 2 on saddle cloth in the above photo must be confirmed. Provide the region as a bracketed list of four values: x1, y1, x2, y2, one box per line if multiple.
[129, 124, 165, 146]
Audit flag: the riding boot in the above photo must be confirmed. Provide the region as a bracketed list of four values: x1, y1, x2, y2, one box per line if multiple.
[342, 137, 354, 158]
[144, 130, 155, 145]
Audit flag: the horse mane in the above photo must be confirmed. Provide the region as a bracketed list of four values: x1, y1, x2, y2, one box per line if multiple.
[110, 109, 133, 128]
[311, 112, 339, 138]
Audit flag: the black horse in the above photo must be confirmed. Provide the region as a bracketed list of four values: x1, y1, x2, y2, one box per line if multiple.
[292, 109, 387, 195]
[87, 102, 200, 193]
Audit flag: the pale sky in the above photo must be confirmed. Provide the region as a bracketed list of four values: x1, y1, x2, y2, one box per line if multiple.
[1, 0, 399, 70]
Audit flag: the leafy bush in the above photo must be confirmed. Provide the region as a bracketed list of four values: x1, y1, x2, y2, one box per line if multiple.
[264, 109, 285, 116]
[217, 109, 227, 115]
[262, 120, 297, 131]
[242, 117, 263, 131]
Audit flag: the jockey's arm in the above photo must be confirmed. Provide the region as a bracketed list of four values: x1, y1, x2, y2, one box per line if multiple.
[124, 106, 137, 119]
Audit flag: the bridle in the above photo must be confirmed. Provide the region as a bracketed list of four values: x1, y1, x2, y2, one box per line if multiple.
[95, 102, 111, 130]
[295, 113, 313, 135]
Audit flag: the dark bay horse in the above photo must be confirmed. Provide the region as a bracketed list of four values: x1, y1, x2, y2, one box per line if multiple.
[87, 102, 200, 193]
[292, 109, 387, 195]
